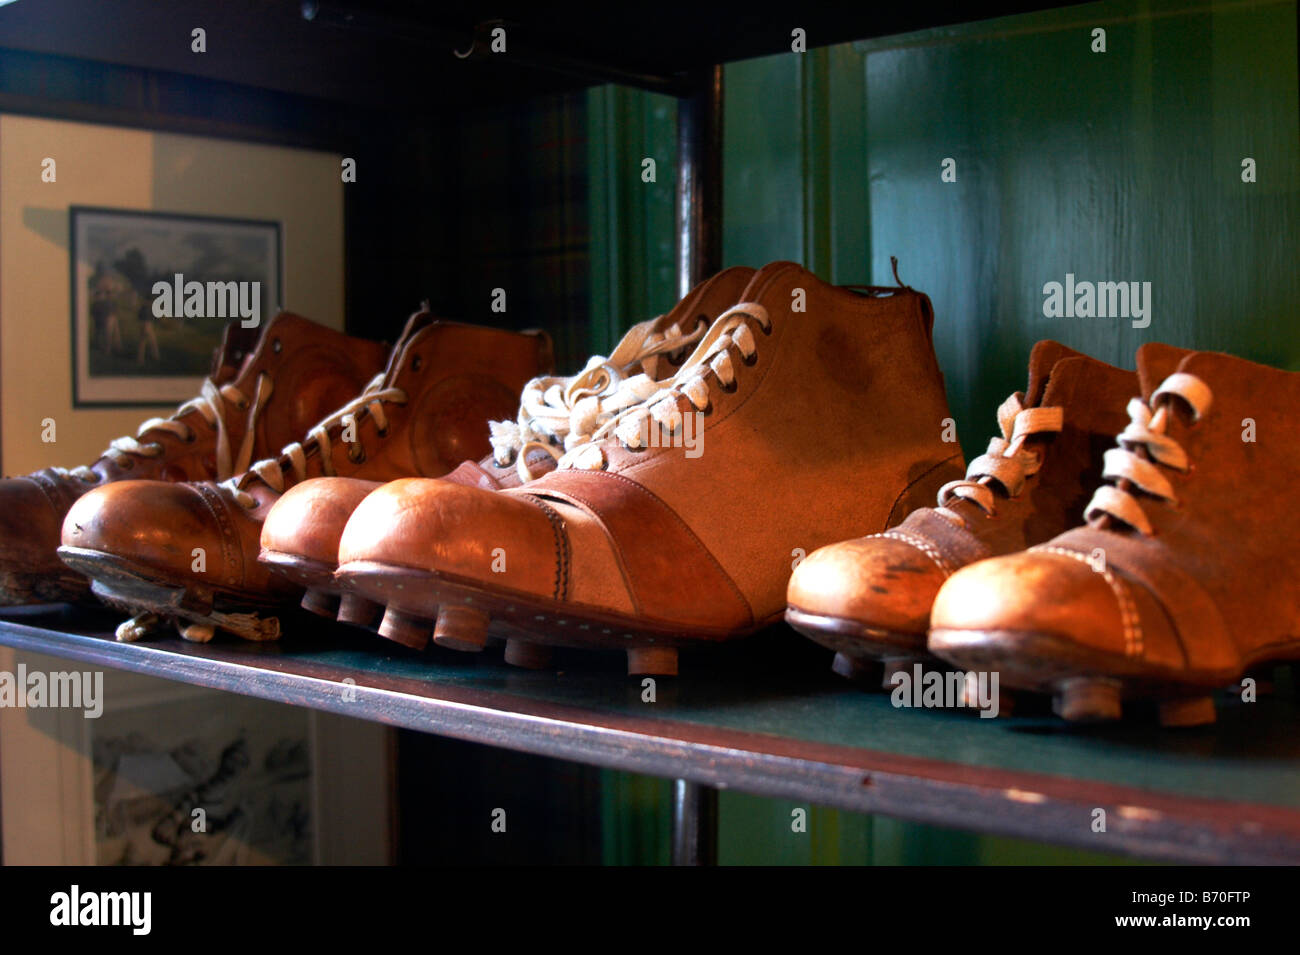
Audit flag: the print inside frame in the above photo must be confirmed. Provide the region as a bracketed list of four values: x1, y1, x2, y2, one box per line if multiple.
[69, 206, 283, 408]
[0, 647, 392, 865]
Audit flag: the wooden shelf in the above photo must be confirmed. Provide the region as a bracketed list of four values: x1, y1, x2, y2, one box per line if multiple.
[3, 604, 1298, 864]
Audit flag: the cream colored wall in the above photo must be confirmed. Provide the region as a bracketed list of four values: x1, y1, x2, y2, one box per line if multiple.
[0, 115, 344, 476]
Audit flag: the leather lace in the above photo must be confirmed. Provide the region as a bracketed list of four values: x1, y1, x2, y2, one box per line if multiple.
[560, 303, 771, 472]
[222, 374, 408, 508]
[1083, 372, 1212, 535]
[935, 393, 1064, 522]
[54, 375, 273, 484]
[490, 314, 706, 482]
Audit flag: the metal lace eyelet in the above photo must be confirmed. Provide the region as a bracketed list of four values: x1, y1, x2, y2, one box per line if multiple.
[742, 349, 758, 367]
[701, 401, 714, 417]
[411, 355, 423, 372]
[719, 378, 738, 394]
[349, 447, 366, 465]
[272, 338, 282, 354]
[184, 429, 197, 443]
[376, 426, 389, 438]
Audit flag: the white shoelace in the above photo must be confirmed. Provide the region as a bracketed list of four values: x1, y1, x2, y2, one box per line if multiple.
[559, 303, 771, 472]
[223, 374, 407, 508]
[490, 315, 706, 482]
[1083, 372, 1212, 535]
[54, 375, 273, 484]
[935, 393, 1064, 522]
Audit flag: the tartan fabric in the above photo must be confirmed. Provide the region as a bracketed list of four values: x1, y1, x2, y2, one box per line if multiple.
[448, 91, 591, 371]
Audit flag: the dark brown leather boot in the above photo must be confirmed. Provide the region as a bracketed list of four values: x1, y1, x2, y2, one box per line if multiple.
[334, 261, 964, 673]
[0, 314, 389, 605]
[929, 345, 1299, 727]
[257, 267, 754, 628]
[786, 341, 1138, 686]
[59, 310, 551, 642]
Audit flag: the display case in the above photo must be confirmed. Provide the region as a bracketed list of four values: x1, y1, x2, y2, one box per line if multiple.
[0, 0, 1297, 870]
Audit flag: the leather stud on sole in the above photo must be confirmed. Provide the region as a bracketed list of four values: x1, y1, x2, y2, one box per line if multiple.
[300, 588, 339, 618]
[880, 657, 924, 691]
[627, 646, 678, 676]
[337, 593, 383, 628]
[831, 652, 882, 685]
[432, 606, 489, 652]
[1158, 696, 1217, 728]
[379, 607, 433, 650]
[1053, 678, 1122, 722]
[504, 638, 553, 669]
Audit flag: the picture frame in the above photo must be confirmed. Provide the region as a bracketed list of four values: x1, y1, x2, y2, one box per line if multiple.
[69, 206, 283, 408]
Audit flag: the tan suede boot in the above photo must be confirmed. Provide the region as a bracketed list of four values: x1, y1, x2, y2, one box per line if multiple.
[59, 309, 550, 642]
[0, 314, 389, 606]
[334, 261, 964, 673]
[257, 267, 754, 629]
[929, 346, 1300, 727]
[786, 341, 1138, 687]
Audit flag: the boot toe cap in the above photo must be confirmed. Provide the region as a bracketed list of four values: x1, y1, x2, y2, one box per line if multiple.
[928, 549, 1132, 664]
[62, 481, 225, 579]
[338, 479, 560, 598]
[787, 534, 946, 637]
[261, 477, 380, 566]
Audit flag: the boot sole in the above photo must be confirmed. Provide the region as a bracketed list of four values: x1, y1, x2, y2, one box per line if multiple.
[57, 546, 284, 642]
[259, 550, 384, 628]
[335, 559, 761, 674]
[0, 566, 92, 606]
[785, 606, 936, 690]
[929, 627, 1298, 727]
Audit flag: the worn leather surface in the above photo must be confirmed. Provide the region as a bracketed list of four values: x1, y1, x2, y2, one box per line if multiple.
[340, 261, 966, 632]
[787, 342, 1140, 635]
[258, 266, 755, 571]
[930, 346, 1300, 684]
[0, 313, 389, 583]
[62, 314, 551, 601]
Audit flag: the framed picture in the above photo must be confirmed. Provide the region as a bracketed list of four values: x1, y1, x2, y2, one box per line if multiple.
[69, 206, 282, 408]
[1, 646, 394, 865]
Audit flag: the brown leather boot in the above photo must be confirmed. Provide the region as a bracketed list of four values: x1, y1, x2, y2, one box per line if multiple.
[929, 345, 1300, 727]
[257, 267, 754, 630]
[0, 314, 388, 606]
[334, 261, 964, 673]
[786, 341, 1138, 686]
[59, 310, 551, 642]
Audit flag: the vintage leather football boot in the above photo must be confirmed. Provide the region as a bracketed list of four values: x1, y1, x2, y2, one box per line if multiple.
[929, 345, 1300, 727]
[59, 310, 550, 642]
[258, 267, 754, 629]
[335, 261, 965, 673]
[0, 314, 388, 606]
[786, 341, 1138, 687]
